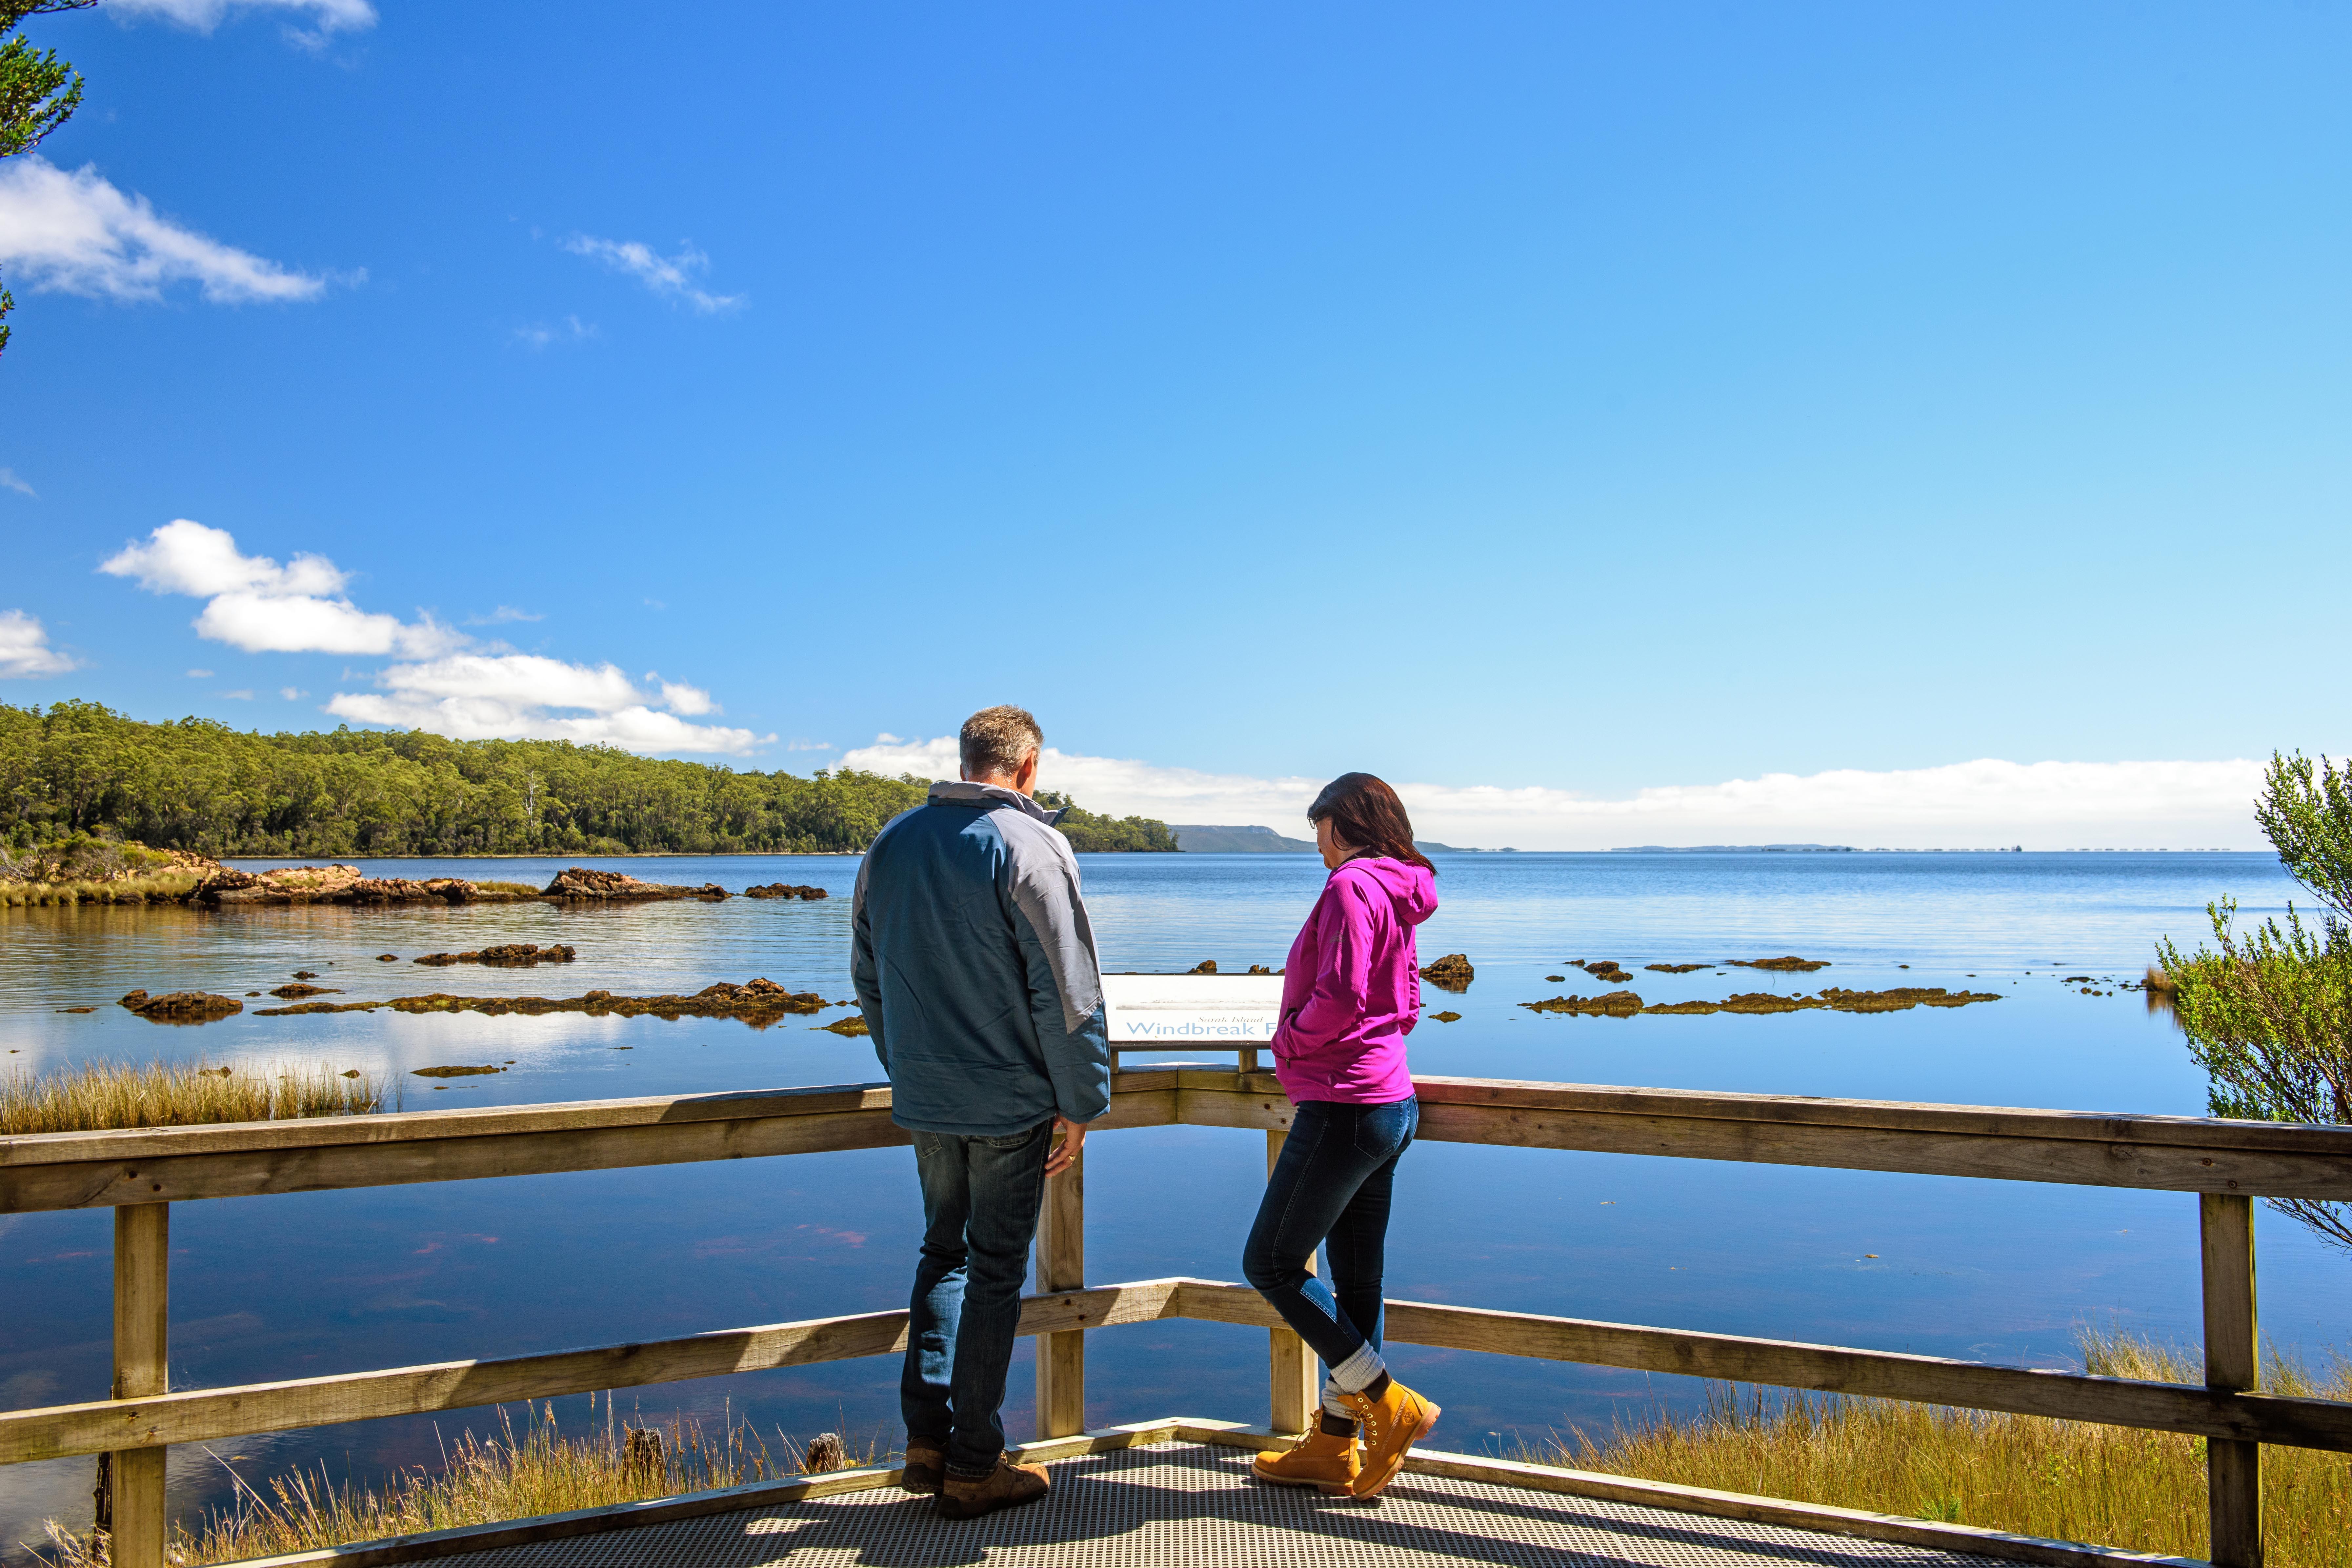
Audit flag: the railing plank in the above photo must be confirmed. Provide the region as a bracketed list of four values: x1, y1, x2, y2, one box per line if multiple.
[1, 1282, 1187, 1463]
[1172, 1280, 2352, 1453]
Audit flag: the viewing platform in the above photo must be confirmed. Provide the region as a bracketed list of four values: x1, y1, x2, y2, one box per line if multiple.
[5, 1063, 2348, 1568]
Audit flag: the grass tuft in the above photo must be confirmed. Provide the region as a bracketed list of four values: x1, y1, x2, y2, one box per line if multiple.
[0, 1059, 389, 1134]
[38, 1403, 874, 1568]
[1526, 1326, 2352, 1567]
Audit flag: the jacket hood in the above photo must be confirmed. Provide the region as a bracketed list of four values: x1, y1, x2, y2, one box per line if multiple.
[1336, 854, 1438, 926]
[927, 778, 1065, 825]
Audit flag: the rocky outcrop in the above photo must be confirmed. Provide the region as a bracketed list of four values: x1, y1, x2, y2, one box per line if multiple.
[1521, 986, 2006, 1018]
[1644, 963, 1713, 974]
[821, 1014, 871, 1036]
[1189, 960, 1218, 975]
[1727, 956, 1830, 972]
[118, 989, 243, 1022]
[269, 983, 340, 998]
[412, 944, 577, 967]
[193, 865, 479, 906]
[744, 883, 828, 900]
[542, 867, 729, 900]
[1419, 953, 1475, 991]
[1573, 960, 1632, 985]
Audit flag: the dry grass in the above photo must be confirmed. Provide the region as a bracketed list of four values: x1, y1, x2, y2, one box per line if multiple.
[0, 1058, 389, 1134]
[1531, 1327, 2352, 1567]
[38, 1402, 874, 1568]
[0, 871, 205, 907]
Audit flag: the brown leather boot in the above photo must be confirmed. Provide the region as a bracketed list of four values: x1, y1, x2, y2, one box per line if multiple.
[1251, 1414, 1359, 1494]
[935, 1453, 1051, 1519]
[899, 1436, 946, 1495]
[1341, 1374, 1440, 1500]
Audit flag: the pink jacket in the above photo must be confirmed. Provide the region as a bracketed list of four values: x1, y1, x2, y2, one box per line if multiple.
[1270, 855, 1437, 1104]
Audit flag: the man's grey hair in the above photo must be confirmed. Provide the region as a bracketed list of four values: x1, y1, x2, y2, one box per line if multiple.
[959, 705, 1042, 780]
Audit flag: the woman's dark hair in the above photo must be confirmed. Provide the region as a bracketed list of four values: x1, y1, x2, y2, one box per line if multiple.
[1307, 772, 1436, 874]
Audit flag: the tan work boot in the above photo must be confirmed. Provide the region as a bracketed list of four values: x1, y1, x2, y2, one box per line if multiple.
[1251, 1415, 1359, 1494]
[1341, 1375, 1440, 1500]
[935, 1453, 1051, 1519]
[899, 1436, 946, 1495]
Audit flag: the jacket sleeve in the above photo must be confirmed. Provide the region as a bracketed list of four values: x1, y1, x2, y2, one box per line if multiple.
[1276, 876, 1378, 1058]
[1004, 823, 1112, 1123]
[849, 845, 889, 1076]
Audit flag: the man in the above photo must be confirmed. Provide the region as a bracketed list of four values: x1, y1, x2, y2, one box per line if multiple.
[851, 704, 1111, 1520]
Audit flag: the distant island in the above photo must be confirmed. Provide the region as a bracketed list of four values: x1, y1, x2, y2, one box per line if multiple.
[1173, 824, 1468, 854]
[1611, 843, 1859, 853]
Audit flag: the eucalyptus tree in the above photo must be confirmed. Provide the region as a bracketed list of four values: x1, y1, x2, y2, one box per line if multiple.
[2159, 753, 2352, 1252]
[0, 0, 95, 356]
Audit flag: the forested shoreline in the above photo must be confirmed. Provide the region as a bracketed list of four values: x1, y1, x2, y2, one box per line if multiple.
[0, 702, 1178, 857]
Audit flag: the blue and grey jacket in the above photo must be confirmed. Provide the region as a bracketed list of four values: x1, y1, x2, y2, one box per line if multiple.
[851, 779, 1112, 1136]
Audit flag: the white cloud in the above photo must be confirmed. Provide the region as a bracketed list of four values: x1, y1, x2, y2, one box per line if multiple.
[785, 739, 835, 752]
[465, 605, 542, 626]
[327, 654, 769, 755]
[0, 157, 338, 305]
[656, 679, 715, 716]
[184, 668, 212, 678]
[105, 0, 377, 41]
[0, 611, 76, 678]
[100, 520, 458, 656]
[279, 686, 305, 700]
[0, 469, 35, 498]
[512, 315, 596, 350]
[218, 689, 254, 700]
[833, 737, 2271, 850]
[100, 520, 761, 757]
[561, 235, 743, 313]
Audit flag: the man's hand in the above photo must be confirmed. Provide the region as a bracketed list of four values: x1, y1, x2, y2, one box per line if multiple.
[1044, 1116, 1089, 1177]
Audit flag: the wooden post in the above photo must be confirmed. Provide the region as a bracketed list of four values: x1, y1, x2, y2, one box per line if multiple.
[111, 1204, 169, 1568]
[1033, 1147, 1086, 1438]
[2201, 1193, 2262, 1568]
[1267, 1129, 1320, 1435]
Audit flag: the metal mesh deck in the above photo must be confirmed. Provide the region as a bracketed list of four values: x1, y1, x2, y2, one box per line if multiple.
[442, 1442, 2009, 1568]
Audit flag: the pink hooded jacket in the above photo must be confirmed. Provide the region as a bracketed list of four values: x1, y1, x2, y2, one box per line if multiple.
[1270, 854, 1438, 1104]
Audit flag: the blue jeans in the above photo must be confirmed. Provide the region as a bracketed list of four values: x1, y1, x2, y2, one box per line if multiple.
[902, 1120, 1052, 1476]
[1241, 1096, 1417, 1371]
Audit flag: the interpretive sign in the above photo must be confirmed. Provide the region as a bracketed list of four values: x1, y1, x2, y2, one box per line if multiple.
[1100, 973, 1285, 1044]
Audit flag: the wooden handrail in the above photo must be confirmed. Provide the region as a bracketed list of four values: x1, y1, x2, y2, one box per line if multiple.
[7, 1069, 2346, 1213]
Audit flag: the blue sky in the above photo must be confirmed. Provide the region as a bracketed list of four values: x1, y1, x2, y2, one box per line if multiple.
[2, 2, 2346, 845]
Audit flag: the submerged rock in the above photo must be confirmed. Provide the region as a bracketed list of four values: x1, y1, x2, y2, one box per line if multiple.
[413, 1065, 504, 1078]
[1519, 990, 1643, 1017]
[1419, 953, 1475, 991]
[743, 883, 829, 900]
[412, 943, 577, 967]
[269, 983, 340, 999]
[117, 989, 243, 1022]
[1428, 1010, 1462, 1023]
[256, 977, 828, 1024]
[1727, 956, 1831, 972]
[1644, 963, 1713, 974]
[820, 1014, 871, 1036]
[1577, 961, 1633, 984]
[543, 867, 729, 900]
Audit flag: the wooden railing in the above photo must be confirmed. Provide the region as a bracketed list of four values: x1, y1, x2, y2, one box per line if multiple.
[6, 1067, 2350, 1568]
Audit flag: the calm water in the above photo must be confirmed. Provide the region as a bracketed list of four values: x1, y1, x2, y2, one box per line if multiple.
[1, 851, 2340, 1558]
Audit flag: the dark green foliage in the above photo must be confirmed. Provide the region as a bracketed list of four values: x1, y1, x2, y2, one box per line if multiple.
[1035, 791, 1180, 852]
[0, 2, 95, 357]
[2158, 752, 2352, 1253]
[0, 701, 931, 856]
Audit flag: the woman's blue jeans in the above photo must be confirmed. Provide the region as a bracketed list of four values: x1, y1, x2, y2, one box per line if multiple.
[902, 1121, 1051, 1477]
[1241, 1096, 1418, 1371]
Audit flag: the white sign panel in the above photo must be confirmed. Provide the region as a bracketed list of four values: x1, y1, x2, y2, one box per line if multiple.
[1100, 974, 1285, 1044]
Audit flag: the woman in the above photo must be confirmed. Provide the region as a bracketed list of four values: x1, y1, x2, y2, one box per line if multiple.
[1242, 772, 1441, 1500]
